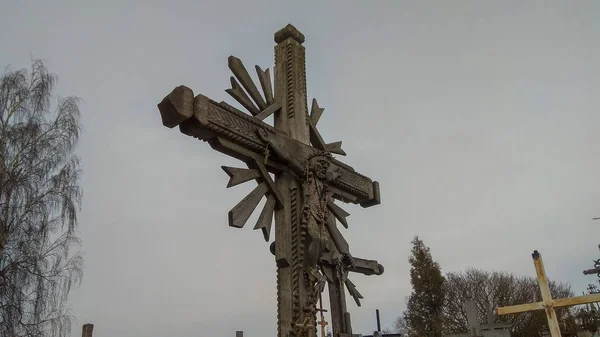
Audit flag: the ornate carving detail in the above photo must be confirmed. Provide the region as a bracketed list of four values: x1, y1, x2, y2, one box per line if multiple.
[277, 266, 283, 337]
[301, 48, 309, 127]
[286, 43, 295, 119]
[290, 187, 301, 324]
[330, 170, 372, 200]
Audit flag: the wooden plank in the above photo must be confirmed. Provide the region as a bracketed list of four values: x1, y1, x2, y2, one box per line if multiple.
[228, 56, 267, 110]
[255, 101, 281, 121]
[348, 257, 384, 276]
[495, 301, 544, 315]
[226, 76, 260, 115]
[326, 141, 346, 156]
[308, 121, 328, 151]
[310, 98, 324, 125]
[252, 160, 284, 208]
[344, 278, 363, 306]
[254, 194, 276, 242]
[221, 166, 261, 188]
[157, 85, 194, 128]
[328, 201, 350, 229]
[326, 211, 350, 255]
[553, 293, 600, 308]
[228, 183, 268, 228]
[255, 65, 274, 105]
[532, 251, 562, 337]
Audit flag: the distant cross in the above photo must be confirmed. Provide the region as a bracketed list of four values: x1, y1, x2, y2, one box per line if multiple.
[495, 251, 600, 337]
[157, 24, 383, 337]
[81, 324, 93, 337]
[464, 301, 481, 337]
[318, 292, 329, 337]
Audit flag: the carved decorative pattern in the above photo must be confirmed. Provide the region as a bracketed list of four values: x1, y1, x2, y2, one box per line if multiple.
[300, 48, 309, 127]
[277, 267, 282, 337]
[330, 173, 372, 200]
[290, 187, 301, 324]
[286, 43, 294, 119]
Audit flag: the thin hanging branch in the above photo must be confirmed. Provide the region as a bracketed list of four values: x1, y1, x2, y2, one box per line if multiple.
[0, 59, 83, 337]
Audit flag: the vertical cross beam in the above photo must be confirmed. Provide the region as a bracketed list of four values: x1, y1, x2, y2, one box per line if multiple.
[532, 251, 562, 337]
[272, 24, 311, 337]
[327, 269, 352, 337]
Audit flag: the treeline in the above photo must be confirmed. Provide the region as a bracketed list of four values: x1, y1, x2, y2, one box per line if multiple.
[391, 237, 598, 337]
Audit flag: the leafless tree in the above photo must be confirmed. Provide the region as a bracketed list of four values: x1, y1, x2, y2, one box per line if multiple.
[0, 59, 83, 337]
[442, 268, 575, 337]
[392, 316, 408, 337]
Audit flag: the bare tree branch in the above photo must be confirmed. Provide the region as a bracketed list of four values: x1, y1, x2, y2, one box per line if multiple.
[0, 59, 83, 337]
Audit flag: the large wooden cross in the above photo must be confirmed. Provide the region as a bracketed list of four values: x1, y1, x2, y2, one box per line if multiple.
[157, 24, 383, 337]
[495, 251, 600, 337]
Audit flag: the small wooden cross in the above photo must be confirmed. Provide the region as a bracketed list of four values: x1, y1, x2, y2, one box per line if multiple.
[317, 291, 329, 337]
[495, 250, 600, 337]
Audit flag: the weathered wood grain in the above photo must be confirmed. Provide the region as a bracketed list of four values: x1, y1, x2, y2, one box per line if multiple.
[157, 85, 194, 128]
[254, 194, 276, 241]
[228, 56, 267, 110]
[255, 65, 274, 105]
[310, 99, 324, 126]
[226, 76, 260, 115]
[328, 201, 350, 229]
[228, 182, 268, 228]
[221, 166, 261, 188]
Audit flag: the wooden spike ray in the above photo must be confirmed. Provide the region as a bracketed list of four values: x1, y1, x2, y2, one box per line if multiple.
[254, 194, 276, 242]
[250, 159, 284, 208]
[325, 141, 345, 156]
[344, 278, 363, 306]
[255, 100, 282, 121]
[228, 56, 267, 110]
[228, 183, 269, 228]
[226, 77, 260, 115]
[309, 121, 346, 156]
[328, 201, 350, 229]
[222, 166, 261, 188]
[311, 99, 325, 125]
[255, 65, 274, 105]
[326, 211, 350, 255]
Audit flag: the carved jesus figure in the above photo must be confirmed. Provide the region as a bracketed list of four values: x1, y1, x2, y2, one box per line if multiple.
[258, 129, 341, 273]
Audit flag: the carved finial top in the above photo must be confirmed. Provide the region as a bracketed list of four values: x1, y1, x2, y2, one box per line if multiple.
[275, 24, 305, 44]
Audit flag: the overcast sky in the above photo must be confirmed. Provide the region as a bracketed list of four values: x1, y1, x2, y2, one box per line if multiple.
[2, 1, 600, 336]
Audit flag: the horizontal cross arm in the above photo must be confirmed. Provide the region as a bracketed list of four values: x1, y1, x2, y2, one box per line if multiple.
[158, 86, 381, 206]
[554, 293, 600, 308]
[495, 301, 544, 315]
[320, 251, 384, 276]
[348, 257, 384, 276]
[495, 293, 600, 316]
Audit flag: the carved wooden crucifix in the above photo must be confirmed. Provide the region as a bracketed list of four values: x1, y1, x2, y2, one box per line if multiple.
[157, 24, 383, 337]
[495, 251, 600, 337]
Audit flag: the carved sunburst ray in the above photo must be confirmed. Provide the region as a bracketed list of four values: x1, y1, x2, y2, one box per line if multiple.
[224, 56, 346, 155]
[220, 160, 282, 242]
[345, 278, 364, 306]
